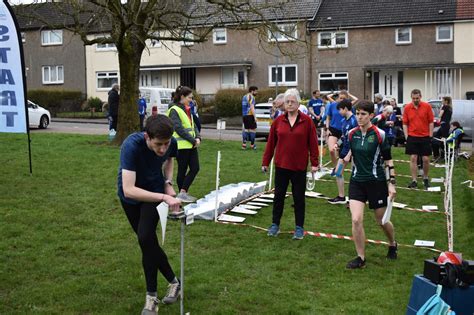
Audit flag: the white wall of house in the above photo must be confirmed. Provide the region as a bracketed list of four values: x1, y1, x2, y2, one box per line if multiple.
[460, 68, 474, 99]
[85, 35, 181, 101]
[403, 70, 425, 103]
[454, 22, 474, 63]
[196, 68, 221, 95]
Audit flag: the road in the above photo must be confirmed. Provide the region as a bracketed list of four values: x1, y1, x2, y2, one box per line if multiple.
[38, 120, 245, 141]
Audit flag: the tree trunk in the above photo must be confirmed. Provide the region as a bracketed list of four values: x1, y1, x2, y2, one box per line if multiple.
[115, 36, 145, 144]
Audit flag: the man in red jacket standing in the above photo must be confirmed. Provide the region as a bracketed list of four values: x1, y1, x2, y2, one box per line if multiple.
[403, 89, 434, 190]
[262, 88, 319, 240]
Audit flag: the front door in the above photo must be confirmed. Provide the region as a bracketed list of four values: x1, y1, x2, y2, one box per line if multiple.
[379, 71, 398, 98]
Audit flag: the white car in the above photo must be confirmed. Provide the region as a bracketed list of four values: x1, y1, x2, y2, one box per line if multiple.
[28, 100, 51, 129]
[255, 102, 273, 139]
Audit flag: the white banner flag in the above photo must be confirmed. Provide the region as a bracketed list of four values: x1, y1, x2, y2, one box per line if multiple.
[0, 0, 27, 133]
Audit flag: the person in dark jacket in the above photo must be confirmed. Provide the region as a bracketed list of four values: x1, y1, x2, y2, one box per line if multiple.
[108, 83, 120, 131]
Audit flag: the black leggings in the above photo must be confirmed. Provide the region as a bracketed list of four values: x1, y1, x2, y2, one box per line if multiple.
[272, 167, 306, 227]
[177, 148, 200, 192]
[121, 200, 176, 292]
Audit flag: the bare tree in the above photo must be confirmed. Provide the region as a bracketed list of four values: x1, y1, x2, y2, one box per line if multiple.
[18, 0, 312, 143]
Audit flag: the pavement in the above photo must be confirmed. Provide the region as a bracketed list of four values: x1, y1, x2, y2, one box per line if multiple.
[51, 117, 242, 130]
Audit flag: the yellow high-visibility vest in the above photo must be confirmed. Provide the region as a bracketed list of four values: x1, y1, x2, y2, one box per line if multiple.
[167, 105, 195, 149]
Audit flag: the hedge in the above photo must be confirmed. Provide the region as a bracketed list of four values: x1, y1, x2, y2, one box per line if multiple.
[27, 90, 84, 117]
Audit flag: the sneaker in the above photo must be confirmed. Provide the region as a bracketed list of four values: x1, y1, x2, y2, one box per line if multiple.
[241, 143, 247, 150]
[346, 256, 366, 269]
[328, 196, 346, 205]
[330, 168, 336, 177]
[142, 295, 160, 315]
[423, 178, 430, 190]
[387, 243, 398, 260]
[176, 192, 197, 203]
[251, 144, 257, 150]
[267, 223, 280, 237]
[407, 181, 417, 189]
[162, 281, 181, 304]
[292, 226, 305, 240]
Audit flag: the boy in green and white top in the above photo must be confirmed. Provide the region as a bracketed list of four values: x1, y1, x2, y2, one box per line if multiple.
[342, 100, 398, 269]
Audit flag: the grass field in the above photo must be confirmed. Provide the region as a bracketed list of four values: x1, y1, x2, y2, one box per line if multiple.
[0, 132, 473, 314]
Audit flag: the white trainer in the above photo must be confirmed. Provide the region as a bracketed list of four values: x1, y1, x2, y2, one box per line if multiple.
[141, 295, 159, 315]
[162, 282, 181, 304]
[176, 192, 197, 203]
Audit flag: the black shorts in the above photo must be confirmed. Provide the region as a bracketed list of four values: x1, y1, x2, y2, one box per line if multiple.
[328, 126, 342, 139]
[405, 136, 432, 156]
[349, 180, 388, 209]
[243, 115, 257, 130]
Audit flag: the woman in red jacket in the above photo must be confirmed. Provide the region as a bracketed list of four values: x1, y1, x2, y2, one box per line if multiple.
[262, 88, 320, 240]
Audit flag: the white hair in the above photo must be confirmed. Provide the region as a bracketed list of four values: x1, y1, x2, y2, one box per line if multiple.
[383, 105, 394, 113]
[284, 88, 301, 103]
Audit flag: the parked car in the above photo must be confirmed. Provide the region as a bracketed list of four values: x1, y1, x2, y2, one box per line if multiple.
[428, 99, 472, 141]
[255, 102, 273, 139]
[139, 87, 174, 116]
[28, 100, 50, 129]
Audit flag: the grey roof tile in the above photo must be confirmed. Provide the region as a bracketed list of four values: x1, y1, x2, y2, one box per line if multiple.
[310, 0, 458, 29]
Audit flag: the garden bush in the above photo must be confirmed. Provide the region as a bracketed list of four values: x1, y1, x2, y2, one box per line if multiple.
[86, 97, 103, 112]
[214, 88, 246, 117]
[27, 89, 84, 117]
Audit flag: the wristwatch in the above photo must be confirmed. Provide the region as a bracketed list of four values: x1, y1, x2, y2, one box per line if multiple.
[165, 179, 173, 186]
[389, 178, 397, 185]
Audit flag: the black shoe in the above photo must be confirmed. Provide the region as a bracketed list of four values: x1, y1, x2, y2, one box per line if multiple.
[387, 243, 398, 260]
[346, 256, 366, 269]
[407, 181, 417, 189]
[423, 178, 430, 190]
[328, 196, 346, 205]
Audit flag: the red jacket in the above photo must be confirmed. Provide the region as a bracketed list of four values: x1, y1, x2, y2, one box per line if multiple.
[262, 112, 319, 171]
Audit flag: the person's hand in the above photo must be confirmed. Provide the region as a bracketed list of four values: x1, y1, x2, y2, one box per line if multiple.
[163, 195, 181, 213]
[311, 165, 319, 173]
[388, 184, 396, 200]
[261, 166, 268, 173]
[164, 183, 176, 197]
[194, 138, 201, 148]
[333, 143, 339, 151]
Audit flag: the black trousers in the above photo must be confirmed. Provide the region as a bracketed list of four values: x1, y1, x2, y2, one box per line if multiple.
[272, 167, 306, 227]
[110, 114, 118, 131]
[177, 148, 200, 192]
[121, 200, 176, 292]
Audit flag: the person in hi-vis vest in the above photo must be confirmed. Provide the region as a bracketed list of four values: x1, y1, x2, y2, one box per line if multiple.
[167, 86, 201, 203]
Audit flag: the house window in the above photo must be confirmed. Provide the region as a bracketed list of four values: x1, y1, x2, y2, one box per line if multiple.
[41, 30, 63, 46]
[318, 31, 348, 48]
[395, 27, 411, 45]
[318, 72, 348, 93]
[21, 32, 25, 43]
[213, 28, 227, 44]
[97, 72, 118, 89]
[268, 64, 297, 86]
[436, 25, 453, 43]
[180, 31, 194, 46]
[268, 24, 297, 42]
[96, 35, 116, 50]
[42, 65, 64, 84]
[238, 71, 245, 85]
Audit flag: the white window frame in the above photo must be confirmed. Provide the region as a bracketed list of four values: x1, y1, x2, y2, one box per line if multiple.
[180, 31, 194, 46]
[395, 27, 412, 45]
[318, 72, 349, 94]
[96, 71, 119, 90]
[268, 23, 297, 42]
[41, 30, 63, 46]
[268, 64, 298, 86]
[213, 28, 227, 44]
[317, 31, 348, 49]
[42, 65, 64, 84]
[436, 25, 453, 43]
[95, 35, 116, 51]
